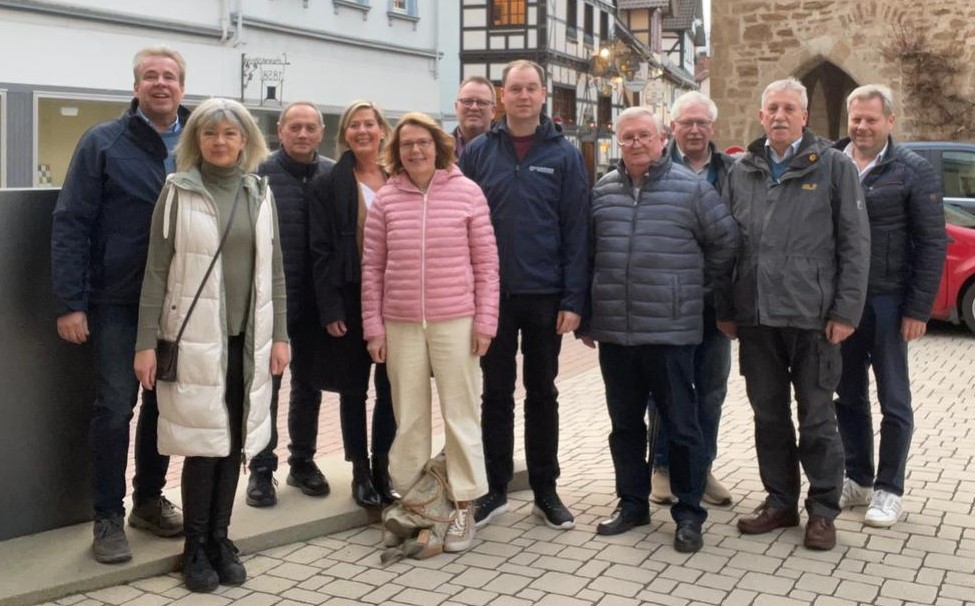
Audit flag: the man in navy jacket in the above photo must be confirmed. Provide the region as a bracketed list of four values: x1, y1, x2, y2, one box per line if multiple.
[51, 46, 189, 564]
[459, 60, 589, 531]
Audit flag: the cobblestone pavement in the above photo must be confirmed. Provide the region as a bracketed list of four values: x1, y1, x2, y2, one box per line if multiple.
[49, 324, 975, 606]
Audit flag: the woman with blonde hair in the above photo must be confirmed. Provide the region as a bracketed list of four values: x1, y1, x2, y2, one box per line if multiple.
[309, 100, 397, 507]
[134, 98, 288, 592]
[361, 112, 499, 553]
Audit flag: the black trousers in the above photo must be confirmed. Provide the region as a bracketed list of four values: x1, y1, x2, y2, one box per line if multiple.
[738, 326, 844, 519]
[480, 294, 563, 494]
[182, 336, 245, 539]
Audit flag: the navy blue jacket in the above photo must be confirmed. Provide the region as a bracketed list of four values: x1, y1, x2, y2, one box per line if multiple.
[458, 116, 590, 314]
[832, 137, 947, 321]
[257, 149, 335, 334]
[51, 99, 190, 312]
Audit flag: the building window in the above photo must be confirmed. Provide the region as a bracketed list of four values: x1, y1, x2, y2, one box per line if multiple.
[387, 0, 418, 26]
[567, 1, 578, 41]
[491, 0, 526, 27]
[551, 86, 577, 125]
[599, 10, 609, 42]
[36, 96, 129, 187]
[333, 0, 371, 19]
[583, 4, 594, 46]
[598, 95, 612, 131]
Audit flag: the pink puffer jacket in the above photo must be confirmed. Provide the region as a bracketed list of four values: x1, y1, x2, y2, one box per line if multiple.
[361, 164, 499, 339]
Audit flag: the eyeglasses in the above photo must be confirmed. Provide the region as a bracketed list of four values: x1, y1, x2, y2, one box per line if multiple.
[457, 98, 494, 109]
[617, 133, 656, 148]
[400, 139, 434, 150]
[674, 119, 713, 129]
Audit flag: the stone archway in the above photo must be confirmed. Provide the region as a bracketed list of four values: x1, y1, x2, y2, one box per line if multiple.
[799, 60, 859, 141]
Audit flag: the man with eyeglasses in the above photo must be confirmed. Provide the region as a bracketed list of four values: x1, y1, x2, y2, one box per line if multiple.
[459, 59, 589, 532]
[246, 101, 337, 508]
[453, 76, 497, 158]
[648, 91, 738, 508]
[583, 106, 737, 552]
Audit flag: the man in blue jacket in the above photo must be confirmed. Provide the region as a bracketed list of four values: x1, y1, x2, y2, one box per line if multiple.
[51, 46, 189, 564]
[459, 60, 590, 531]
[832, 84, 947, 528]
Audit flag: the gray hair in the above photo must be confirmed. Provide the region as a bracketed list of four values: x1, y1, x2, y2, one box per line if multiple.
[670, 91, 718, 122]
[278, 101, 324, 126]
[846, 84, 895, 116]
[176, 98, 269, 173]
[132, 46, 186, 86]
[614, 106, 663, 133]
[761, 78, 808, 111]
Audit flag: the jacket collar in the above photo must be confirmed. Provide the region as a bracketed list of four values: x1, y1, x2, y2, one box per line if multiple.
[388, 164, 463, 192]
[491, 114, 564, 142]
[615, 154, 673, 186]
[275, 148, 321, 180]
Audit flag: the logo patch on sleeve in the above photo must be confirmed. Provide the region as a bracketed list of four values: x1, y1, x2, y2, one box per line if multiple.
[802, 183, 817, 190]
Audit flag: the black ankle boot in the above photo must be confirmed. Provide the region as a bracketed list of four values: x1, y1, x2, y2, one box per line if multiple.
[351, 458, 382, 508]
[208, 532, 246, 585]
[182, 535, 219, 593]
[371, 453, 397, 505]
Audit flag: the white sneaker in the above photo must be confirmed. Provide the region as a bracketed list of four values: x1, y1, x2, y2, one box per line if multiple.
[444, 503, 475, 553]
[864, 490, 902, 528]
[838, 478, 872, 508]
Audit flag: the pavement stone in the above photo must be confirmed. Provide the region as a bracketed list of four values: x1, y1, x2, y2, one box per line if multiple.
[35, 326, 975, 605]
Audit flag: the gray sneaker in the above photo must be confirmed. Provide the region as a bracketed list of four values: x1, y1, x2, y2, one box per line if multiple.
[128, 496, 183, 537]
[92, 515, 132, 564]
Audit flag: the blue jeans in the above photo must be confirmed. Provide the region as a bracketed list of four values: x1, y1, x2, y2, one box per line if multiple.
[600, 342, 708, 526]
[88, 304, 169, 518]
[835, 295, 913, 496]
[652, 304, 731, 469]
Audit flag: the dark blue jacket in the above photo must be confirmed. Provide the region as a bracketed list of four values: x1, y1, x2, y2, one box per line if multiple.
[51, 99, 190, 312]
[257, 148, 335, 334]
[832, 137, 947, 321]
[458, 116, 590, 314]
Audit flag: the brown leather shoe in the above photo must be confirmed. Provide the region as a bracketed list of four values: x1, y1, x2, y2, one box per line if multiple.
[736, 504, 800, 535]
[804, 515, 836, 550]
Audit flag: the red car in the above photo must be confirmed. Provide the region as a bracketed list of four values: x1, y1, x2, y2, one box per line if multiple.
[931, 205, 975, 334]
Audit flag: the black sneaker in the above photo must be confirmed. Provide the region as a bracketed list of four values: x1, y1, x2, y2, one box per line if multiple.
[532, 490, 575, 530]
[92, 515, 132, 564]
[246, 469, 277, 507]
[474, 491, 508, 528]
[129, 496, 183, 537]
[287, 461, 330, 497]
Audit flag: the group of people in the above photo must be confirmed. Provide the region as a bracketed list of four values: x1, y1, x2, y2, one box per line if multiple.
[51, 44, 947, 593]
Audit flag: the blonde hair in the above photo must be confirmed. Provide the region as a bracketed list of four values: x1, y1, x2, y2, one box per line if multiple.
[132, 46, 186, 86]
[336, 100, 392, 156]
[382, 112, 455, 175]
[176, 98, 269, 172]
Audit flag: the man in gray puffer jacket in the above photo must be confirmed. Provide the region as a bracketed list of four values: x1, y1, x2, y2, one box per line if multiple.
[584, 106, 737, 553]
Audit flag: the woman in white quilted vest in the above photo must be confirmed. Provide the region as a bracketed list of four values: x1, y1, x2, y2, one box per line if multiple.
[361, 112, 500, 554]
[134, 98, 289, 593]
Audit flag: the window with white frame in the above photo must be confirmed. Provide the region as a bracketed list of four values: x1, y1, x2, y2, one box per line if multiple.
[387, 0, 418, 23]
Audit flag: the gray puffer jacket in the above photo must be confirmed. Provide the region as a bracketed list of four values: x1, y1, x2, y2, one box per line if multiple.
[589, 157, 738, 346]
[721, 129, 871, 330]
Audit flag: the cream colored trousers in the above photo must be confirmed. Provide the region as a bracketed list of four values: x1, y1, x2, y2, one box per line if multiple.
[385, 317, 488, 502]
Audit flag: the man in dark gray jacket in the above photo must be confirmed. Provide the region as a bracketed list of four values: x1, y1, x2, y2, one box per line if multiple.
[832, 84, 947, 528]
[719, 78, 870, 551]
[584, 106, 737, 553]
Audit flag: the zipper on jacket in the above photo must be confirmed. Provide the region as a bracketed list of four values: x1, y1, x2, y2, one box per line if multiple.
[626, 182, 641, 336]
[421, 190, 429, 328]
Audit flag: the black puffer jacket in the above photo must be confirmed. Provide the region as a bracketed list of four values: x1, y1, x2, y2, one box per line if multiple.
[257, 149, 335, 335]
[588, 157, 738, 346]
[832, 137, 947, 320]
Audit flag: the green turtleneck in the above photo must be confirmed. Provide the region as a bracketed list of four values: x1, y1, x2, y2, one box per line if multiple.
[136, 162, 288, 351]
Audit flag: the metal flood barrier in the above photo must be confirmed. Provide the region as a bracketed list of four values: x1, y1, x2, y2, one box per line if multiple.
[0, 188, 95, 541]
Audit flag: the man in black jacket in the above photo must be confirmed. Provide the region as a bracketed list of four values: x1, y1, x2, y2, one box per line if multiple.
[247, 101, 335, 508]
[51, 46, 189, 564]
[832, 84, 947, 528]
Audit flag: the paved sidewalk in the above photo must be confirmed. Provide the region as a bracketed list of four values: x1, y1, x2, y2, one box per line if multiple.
[38, 325, 975, 605]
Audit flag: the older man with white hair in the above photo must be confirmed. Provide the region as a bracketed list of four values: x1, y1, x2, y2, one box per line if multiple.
[650, 91, 738, 507]
[584, 106, 737, 552]
[720, 78, 870, 550]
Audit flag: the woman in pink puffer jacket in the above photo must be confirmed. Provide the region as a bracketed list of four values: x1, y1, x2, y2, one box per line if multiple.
[361, 112, 499, 554]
